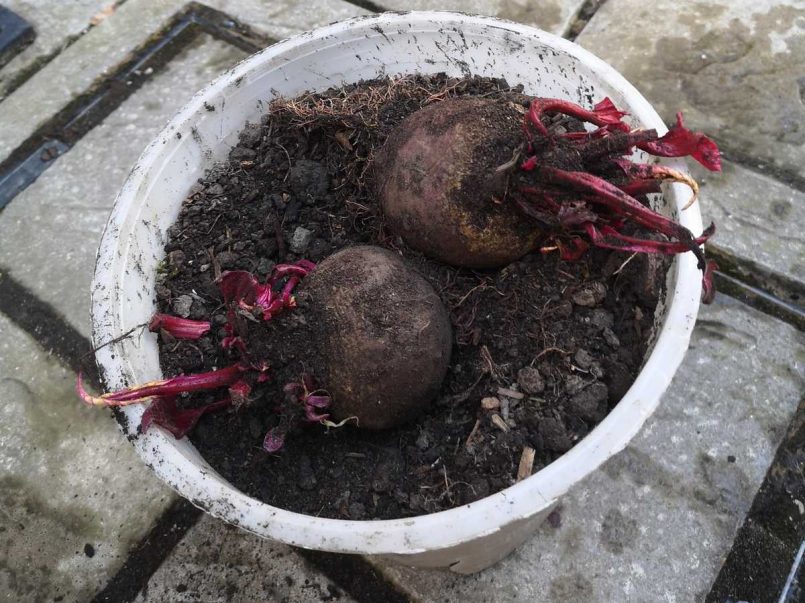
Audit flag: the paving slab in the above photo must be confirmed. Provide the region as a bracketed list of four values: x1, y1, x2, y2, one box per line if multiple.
[371, 297, 805, 602]
[0, 36, 248, 339]
[695, 160, 805, 285]
[0, 311, 174, 602]
[0, 0, 369, 163]
[371, 0, 586, 36]
[133, 516, 357, 603]
[204, 0, 370, 40]
[576, 0, 805, 179]
[0, 1, 113, 99]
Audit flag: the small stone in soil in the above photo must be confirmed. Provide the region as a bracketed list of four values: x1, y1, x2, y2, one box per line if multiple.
[230, 146, 257, 161]
[289, 159, 329, 202]
[171, 294, 193, 318]
[517, 367, 545, 394]
[216, 250, 238, 269]
[481, 396, 501, 410]
[538, 416, 573, 452]
[567, 382, 609, 422]
[564, 374, 587, 396]
[256, 257, 275, 275]
[604, 359, 633, 402]
[603, 327, 621, 348]
[589, 308, 615, 330]
[239, 123, 262, 147]
[168, 250, 186, 268]
[290, 226, 313, 253]
[574, 349, 594, 369]
[348, 502, 366, 519]
[497, 387, 524, 400]
[571, 282, 607, 307]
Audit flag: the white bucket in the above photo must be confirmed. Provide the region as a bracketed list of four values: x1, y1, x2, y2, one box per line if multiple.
[91, 12, 703, 573]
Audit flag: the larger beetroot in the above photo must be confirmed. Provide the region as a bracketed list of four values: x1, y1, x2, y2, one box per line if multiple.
[376, 95, 720, 301]
[376, 98, 540, 268]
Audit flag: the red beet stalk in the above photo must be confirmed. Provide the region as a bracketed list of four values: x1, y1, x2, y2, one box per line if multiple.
[141, 397, 231, 439]
[148, 314, 210, 339]
[77, 364, 246, 407]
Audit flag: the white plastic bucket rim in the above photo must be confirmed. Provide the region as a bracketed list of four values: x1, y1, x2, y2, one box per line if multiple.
[91, 11, 702, 563]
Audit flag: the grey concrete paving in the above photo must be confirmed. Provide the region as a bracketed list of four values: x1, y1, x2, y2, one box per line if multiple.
[0, 0, 113, 100]
[696, 161, 805, 286]
[0, 0, 369, 163]
[0, 312, 173, 602]
[0, 36, 248, 338]
[372, 297, 804, 601]
[372, 0, 587, 35]
[134, 516, 357, 603]
[1, 1, 803, 602]
[577, 0, 805, 179]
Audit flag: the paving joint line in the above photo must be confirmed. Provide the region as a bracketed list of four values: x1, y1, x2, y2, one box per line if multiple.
[566, 0, 609, 40]
[342, 0, 386, 14]
[713, 269, 804, 332]
[90, 498, 204, 603]
[0, 5, 36, 72]
[0, 0, 132, 102]
[0, 2, 271, 210]
[721, 147, 805, 195]
[707, 397, 805, 602]
[0, 267, 100, 387]
[296, 549, 413, 603]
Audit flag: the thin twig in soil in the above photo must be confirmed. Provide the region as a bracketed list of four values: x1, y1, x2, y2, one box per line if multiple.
[535, 346, 570, 360]
[613, 252, 639, 275]
[272, 142, 292, 182]
[205, 213, 223, 235]
[85, 323, 147, 357]
[454, 280, 489, 308]
[272, 212, 286, 261]
[465, 419, 482, 450]
[480, 345, 504, 381]
[442, 465, 454, 504]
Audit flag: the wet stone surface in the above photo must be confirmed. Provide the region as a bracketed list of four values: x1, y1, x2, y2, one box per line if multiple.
[0, 313, 173, 602]
[0, 36, 248, 337]
[371, 0, 588, 36]
[0, 1, 108, 99]
[694, 160, 805, 287]
[134, 516, 357, 603]
[0, 5, 34, 72]
[577, 0, 805, 179]
[0, 0, 803, 601]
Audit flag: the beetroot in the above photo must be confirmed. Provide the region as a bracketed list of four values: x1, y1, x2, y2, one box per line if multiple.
[377, 95, 720, 300]
[80, 247, 451, 443]
[301, 246, 452, 429]
[376, 98, 540, 269]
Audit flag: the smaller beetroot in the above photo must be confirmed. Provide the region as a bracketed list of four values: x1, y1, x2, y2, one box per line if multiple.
[300, 246, 453, 429]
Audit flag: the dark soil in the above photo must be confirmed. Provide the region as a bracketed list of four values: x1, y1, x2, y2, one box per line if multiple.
[154, 74, 669, 520]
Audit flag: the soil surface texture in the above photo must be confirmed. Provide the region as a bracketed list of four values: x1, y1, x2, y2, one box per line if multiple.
[155, 74, 668, 519]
